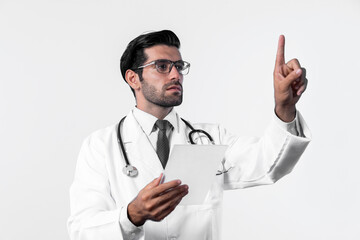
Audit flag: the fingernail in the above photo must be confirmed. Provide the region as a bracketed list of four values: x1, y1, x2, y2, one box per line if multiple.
[296, 69, 302, 75]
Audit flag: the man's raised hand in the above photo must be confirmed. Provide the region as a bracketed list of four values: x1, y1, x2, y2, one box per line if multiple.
[273, 35, 308, 122]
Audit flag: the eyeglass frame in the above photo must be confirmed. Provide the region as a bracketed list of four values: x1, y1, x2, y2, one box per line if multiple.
[134, 59, 191, 75]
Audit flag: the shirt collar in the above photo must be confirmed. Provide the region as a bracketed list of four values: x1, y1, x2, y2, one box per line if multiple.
[132, 107, 179, 136]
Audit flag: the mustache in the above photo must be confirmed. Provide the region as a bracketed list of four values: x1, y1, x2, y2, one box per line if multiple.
[163, 81, 182, 90]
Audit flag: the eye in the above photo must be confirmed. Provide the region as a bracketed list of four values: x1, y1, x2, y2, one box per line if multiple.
[156, 60, 170, 72]
[158, 64, 167, 70]
[175, 62, 185, 71]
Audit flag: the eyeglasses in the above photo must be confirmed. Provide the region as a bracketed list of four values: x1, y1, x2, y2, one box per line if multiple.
[135, 59, 191, 75]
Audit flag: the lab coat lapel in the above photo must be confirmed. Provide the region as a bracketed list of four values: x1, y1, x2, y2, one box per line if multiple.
[122, 111, 164, 177]
[169, 115, 190, 153]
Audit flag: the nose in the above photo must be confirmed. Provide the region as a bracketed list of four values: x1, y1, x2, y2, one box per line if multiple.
[168, 65, 182, 82]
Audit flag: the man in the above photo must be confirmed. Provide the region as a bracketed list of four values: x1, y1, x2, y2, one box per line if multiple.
[68, 30, 311, 240]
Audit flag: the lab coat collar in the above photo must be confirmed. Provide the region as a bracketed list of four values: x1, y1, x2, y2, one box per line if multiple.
[122, 110, 164, 173]
[121, 109, 188, 171]
[132, 107, 179, 135]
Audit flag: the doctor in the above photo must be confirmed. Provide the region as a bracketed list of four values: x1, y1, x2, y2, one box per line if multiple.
[68, 30, 311, 240]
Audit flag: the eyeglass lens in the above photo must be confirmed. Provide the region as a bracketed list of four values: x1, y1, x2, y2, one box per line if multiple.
[156, 60, 189, 75]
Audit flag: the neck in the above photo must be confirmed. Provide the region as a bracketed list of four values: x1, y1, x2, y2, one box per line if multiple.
[136, 104, 173, 120]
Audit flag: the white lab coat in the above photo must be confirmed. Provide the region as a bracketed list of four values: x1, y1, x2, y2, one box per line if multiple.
[68, 110, 311, 240]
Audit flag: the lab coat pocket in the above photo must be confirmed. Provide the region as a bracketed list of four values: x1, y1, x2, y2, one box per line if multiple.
[167, 205, 215, 240]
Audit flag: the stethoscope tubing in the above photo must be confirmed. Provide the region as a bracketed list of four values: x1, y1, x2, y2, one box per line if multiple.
[117, 116, 215, 176]
[117, 117, 130, 166]
[180, 118, 215, 145]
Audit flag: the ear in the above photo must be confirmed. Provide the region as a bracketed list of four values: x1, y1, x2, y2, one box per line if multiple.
[125, 69, 141, 91]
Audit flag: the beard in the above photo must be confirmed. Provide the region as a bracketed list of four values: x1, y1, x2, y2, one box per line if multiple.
[140, 79, 183, 108]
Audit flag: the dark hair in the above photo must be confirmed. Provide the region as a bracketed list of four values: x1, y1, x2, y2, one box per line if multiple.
[120, 30, 181, 95]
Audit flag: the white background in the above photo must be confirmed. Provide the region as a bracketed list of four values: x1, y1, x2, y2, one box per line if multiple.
[1, 0, 359, 239]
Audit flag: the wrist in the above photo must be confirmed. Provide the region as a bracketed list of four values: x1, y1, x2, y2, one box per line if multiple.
[127, 201, 146, 226]
[275, 105, 296, 122]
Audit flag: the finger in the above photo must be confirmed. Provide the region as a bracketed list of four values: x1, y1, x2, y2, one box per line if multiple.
[151, 186, 188, 211]
[155, 184, 188, 205]
[145, 174, 164, 189]
[301, 67, 306, 78]
[297, 77, 308, 96]
[158, 186, 188, 210]
[278, 68, 302, 87]
[154, 197, 183, 221]
[292, 67, 306, 89]
[146, 185, 188, 219]
[292, 79, 302, 91]
[152, 187, 188, 221]
[275, 35, 285, 68]
[286, 58, 301, 71]
[151, 179, 183, 196]
[299, 68, 307, 95]
[152, 202, 176, 221]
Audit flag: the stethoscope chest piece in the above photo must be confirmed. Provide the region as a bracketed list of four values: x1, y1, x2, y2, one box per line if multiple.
[123, 165, 138, 177]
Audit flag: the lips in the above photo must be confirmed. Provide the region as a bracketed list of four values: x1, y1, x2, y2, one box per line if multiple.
[166, 85, 182, 91]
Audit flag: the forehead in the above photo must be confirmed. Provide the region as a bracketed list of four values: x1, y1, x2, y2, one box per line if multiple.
[144, 45, 182, 61]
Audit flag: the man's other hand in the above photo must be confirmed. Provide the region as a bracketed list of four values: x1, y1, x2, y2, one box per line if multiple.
[127, 174, 189, 226]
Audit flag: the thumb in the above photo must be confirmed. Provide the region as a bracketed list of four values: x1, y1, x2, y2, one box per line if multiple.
[146, 173, 163, 189]
[278, 68, 302, 87]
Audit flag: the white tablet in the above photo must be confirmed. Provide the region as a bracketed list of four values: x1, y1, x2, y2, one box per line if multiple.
[164, 144, 228, 205]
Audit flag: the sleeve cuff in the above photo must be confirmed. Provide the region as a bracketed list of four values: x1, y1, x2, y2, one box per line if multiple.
[273, 110, 299, 136]
[119, 204, 144, 240]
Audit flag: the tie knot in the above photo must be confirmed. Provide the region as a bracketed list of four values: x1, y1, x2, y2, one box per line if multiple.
[155, 119, 171, 131]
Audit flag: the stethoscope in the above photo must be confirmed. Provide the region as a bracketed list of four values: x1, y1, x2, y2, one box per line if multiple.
[117, 116, 229, 177]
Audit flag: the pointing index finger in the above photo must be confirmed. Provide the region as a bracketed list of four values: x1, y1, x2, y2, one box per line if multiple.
[275, 35, 285, 68]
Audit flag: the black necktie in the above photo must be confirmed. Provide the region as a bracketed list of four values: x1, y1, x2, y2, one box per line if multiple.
[155, 120, 171, 168]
